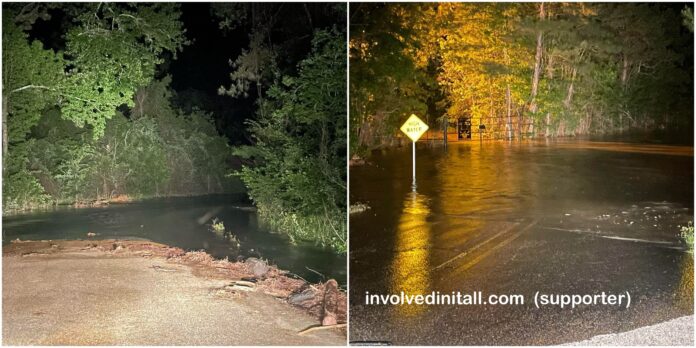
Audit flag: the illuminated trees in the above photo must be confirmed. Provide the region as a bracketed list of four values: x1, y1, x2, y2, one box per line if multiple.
[350, 2, 693, 154]
[2, 3, 187, 147]
[214, 4, 348, 251]
[2, 11, 63, 162]
[426, 3, 532, 138]
[2, 4, 237, 210]
[233, 30, 347, 251]
[350, 3, 431, 155]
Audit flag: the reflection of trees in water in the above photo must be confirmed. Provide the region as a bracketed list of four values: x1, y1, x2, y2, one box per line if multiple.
[389, 191, 432, 317]
[436, 143, 531, 217]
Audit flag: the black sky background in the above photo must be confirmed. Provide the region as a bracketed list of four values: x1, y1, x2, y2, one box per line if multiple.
[168, 3, 254, 145]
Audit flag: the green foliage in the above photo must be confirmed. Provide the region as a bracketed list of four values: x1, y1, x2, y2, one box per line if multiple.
[235, 29, 347, 252]
[3, 168, 51, 211]
[680, 222, 694, 251]
[211, 218, 226, 234]
[257, 208, 346, 254]
[2, 2, 188, 157]
[683, 7, 694, 33]
[1, 5, 239, 212]
[2, 17, 64, 144]
[59, 3, 188, 138]
[3, 78, 238, 211]
[213, 3, 346, 101]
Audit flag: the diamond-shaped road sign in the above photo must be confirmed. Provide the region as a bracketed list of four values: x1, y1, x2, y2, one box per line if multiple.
[400, 114, 429, 142]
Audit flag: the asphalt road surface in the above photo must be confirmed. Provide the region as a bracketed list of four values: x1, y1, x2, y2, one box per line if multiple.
[2, 245, 344, 345]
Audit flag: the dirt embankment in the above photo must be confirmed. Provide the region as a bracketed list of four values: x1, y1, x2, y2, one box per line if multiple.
[2, 239, 346, 345]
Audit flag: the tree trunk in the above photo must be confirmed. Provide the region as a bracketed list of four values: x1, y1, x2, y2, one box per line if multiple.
[528, 2, 545, 136]
[506, 83, 512, 140]
[2, 95, 8, 173]
[564, 67, 577, 109]
[442, 115, 448, 148]
[621, 53, 629, 90]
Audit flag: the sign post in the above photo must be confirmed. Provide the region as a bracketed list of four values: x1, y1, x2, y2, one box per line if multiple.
[400, 114, 429, 191]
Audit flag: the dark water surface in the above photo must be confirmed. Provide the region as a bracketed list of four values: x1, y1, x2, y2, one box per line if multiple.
[350, 139, 693, 345]
[2, 195, 345, 285]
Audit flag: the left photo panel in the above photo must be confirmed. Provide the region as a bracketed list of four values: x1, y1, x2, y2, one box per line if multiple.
[1, 2, 347, 345]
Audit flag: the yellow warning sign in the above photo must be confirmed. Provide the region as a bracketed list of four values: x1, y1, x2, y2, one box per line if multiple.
[400, 114, 429, 142]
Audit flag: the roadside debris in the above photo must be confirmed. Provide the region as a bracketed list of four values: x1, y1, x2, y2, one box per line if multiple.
[4, 239, 346, 325]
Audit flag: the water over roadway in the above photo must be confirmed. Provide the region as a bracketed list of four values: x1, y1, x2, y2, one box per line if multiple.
[349, 139, 693, 345]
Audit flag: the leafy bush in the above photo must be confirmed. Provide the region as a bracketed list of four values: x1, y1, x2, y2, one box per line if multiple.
[3, 170, 51, 211]
[680, 222, 694, 251]
[235, 29, 347, 252]
[211, 218, 226, 234]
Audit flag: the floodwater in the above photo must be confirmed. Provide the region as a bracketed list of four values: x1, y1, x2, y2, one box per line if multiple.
[2, 195, 346, 284]
[349, 139, 694, 345]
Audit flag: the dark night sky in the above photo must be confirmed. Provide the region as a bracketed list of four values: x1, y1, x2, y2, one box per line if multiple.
[167, 3, 254, 144]
[170, 3, 240, 93]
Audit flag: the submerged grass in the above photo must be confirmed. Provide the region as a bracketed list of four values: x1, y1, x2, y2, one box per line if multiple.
[680, 221, 694, 251]
[257, 206, 346, 253]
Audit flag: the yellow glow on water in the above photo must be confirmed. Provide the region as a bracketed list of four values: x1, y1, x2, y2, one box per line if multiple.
[389, 191, 432, 316]
[550, 140, 693, 157]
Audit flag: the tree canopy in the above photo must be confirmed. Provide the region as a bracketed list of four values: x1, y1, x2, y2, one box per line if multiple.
[2, 3, 234, 211]
[350, 2, 694, 154]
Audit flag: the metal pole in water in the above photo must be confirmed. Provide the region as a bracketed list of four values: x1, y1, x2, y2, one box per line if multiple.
[412, 140, 416, 191]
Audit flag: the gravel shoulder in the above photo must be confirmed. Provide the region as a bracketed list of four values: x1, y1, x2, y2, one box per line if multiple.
[2, 240, 345, 345]
[564, 315, 694, 346]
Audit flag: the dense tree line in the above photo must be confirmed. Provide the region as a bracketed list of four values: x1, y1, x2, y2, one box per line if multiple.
[350, 3, 694, 155]
[215, 4, 347, 252]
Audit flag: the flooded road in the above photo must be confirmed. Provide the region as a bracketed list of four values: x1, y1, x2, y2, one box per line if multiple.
[349, 140, 693, 345]
[2, 195, 345, 284]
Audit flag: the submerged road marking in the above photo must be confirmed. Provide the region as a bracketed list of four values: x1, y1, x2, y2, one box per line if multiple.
[601, 235, 674, 245]
[431, 222, 519, 272]
[448, 220, 540, 274]
[541, 227, 600, 234]
[542, 226, 677, 245]
[432, 220, 539, 272]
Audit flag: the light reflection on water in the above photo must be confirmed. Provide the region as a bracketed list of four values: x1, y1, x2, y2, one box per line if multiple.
[390, 191, 432, 316]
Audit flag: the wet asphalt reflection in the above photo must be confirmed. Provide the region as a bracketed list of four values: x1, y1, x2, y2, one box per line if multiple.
[349, 140, 693, 345]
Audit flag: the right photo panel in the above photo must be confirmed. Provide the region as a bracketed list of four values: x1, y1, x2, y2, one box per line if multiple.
[349, 2, 694, 346]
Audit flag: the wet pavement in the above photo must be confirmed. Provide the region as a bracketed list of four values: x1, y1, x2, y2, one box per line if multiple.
[349, 140, 693, 345]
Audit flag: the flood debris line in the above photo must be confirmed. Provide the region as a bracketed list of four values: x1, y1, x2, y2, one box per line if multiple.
[3, 239, 347, 327]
